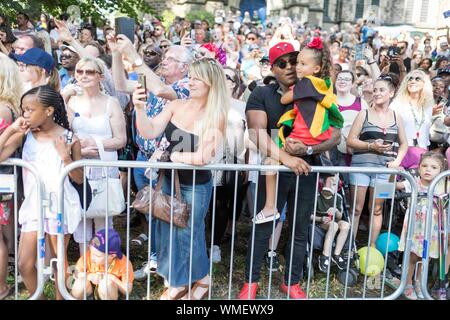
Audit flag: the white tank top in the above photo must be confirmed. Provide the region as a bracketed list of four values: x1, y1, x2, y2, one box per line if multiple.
[71, 96, 119, 179]
[20, 131, 82, 233]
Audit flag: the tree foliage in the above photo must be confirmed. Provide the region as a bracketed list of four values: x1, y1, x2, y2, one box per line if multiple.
[185, 10, 215, 27]
[1, 0, 155, 25]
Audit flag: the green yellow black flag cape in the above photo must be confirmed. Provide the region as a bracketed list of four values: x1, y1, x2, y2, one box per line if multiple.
[277, 76, 344, 147]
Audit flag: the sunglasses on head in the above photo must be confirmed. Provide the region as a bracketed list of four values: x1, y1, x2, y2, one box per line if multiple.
[274, 55, 298, 69]
[407, 76, 423, 82]
[378, 75, 393, 82]
[75, 69, 99, 76]
[225, 74, 235, 83]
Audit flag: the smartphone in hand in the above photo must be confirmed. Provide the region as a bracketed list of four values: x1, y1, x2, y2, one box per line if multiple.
[387, 46, 400, 58]
[137, 73, 147, 101]
[115, 17, 135, 42]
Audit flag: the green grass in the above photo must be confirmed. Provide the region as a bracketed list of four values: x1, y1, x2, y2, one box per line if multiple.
[3, 212, 402, 300]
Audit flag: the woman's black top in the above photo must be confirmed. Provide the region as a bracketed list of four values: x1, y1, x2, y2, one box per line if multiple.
[163, 121, 211, 185]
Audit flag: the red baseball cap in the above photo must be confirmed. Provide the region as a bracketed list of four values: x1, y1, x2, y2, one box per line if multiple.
[269, 42, 297, 65]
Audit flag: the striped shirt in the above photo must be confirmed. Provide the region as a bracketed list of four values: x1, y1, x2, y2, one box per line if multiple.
[352, 109, 399, 168]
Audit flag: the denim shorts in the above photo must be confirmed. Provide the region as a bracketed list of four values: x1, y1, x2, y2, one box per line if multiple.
[349, 172, 390, 188]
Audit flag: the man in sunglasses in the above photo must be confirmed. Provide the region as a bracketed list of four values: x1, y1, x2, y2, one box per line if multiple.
[152, 20, 166, 44]
[242, 55, 275, 101]
[59, 44, 80, 89]
[142, 44, 162, 70]
[240, 42, 341, 300]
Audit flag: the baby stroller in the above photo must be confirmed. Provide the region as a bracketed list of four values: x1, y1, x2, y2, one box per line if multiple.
[301, 173, 360, 288]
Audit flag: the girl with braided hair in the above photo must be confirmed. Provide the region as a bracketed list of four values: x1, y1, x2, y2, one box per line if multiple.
[0, 85, 83, 299]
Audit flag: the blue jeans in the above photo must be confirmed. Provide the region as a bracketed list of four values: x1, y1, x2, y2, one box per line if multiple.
[134, 151, 157, 258]
[155, 176, 212, 287]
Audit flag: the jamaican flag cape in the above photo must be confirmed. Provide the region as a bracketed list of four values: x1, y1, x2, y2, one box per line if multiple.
[277, 76, 344, 148]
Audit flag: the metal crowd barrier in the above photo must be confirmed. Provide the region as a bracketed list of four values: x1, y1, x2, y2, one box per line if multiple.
[54, 160, 419, 300]
[422, 171, 449, 300]
[0, 159, 46, 300]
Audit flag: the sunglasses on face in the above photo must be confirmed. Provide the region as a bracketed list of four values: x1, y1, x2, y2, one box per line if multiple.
[75, 69, 100, 76]
[408, 76, 423, 82]
[61, 54, 74, 60]
[247, 37, 256, 41]
[160, 45, 169, 49]
[143, 50, 158, 56]
[259, 61, 270, 67]
[274, 56, 297, 69]
[225, 74, 235, 83]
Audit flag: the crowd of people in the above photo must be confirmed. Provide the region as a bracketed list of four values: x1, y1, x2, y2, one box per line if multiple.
[0, 9, 449, 301]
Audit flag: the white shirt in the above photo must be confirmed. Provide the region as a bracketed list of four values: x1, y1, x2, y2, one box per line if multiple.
[390, 100, 432, 149]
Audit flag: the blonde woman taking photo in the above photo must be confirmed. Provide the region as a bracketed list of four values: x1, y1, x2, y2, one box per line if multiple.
[133, 58, 228, 300]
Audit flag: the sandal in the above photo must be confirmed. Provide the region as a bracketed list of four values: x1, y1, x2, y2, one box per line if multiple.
[160, 286, 188, 300]
[403, 284, 417, 300]
[181, 282, 209, 300]
[253, 210, 280, 224]
[414, 281, 424, 299]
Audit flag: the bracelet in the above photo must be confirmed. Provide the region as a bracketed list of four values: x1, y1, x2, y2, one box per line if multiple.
[368, 60, 376, 65]
[367, 142, 372, 151]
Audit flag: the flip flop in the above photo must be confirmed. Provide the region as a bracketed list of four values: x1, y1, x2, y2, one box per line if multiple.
[160, 286, 188, 300]
[180, 282, 209, 300]
[253, 210, 280, 224]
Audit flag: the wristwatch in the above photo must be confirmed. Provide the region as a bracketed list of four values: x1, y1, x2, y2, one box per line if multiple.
[306, 146, 314, 156]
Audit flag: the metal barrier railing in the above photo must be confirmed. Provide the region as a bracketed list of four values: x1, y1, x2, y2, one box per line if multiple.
[0, 158, 46, 300]
[55, 160, 418, 300]
[422, 171, 449, 300]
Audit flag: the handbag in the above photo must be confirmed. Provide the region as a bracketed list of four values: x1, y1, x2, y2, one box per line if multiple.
[132, 169, 190, 228]
[85, 138, 125, 219]
[152, 169, 190, 228]
[429, 115, 449, 144]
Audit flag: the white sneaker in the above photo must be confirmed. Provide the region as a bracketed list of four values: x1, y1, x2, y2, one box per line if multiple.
[134, 256, 157, 280]
[211, 245, 221, 263]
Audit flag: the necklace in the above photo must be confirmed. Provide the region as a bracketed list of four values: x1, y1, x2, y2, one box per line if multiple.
[409, 100, 424, 144]
[373, 107, 389, 135]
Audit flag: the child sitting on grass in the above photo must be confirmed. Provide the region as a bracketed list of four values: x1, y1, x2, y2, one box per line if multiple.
[71, 228, 134, 300]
